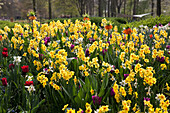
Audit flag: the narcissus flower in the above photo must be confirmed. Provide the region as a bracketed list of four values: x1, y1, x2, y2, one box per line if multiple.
[90, 89, 94, 95]
[62, 104, 69, 111]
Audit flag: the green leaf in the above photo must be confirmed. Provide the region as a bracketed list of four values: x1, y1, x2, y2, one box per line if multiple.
[31, 99, 45, 113]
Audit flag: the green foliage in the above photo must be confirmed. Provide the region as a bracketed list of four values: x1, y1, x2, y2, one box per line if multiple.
[126, 15, 170, 28]
[0, 21, 25, 29]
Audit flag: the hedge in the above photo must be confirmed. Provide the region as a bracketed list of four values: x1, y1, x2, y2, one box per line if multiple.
[125, 15, 170, 28]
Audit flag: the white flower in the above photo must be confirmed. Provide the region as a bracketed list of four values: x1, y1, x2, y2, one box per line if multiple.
[43, 68, 49, 74]
[94, 109, 99, 113]
[25, 85, 35, 93]
[145, 86, 151, 96]
[67, 57, 75, 62]
[110, 76, 115, 81]
[134, 81, 138, 88]
[27, 76, 33, 81]
[13, 56, 22, 65]
[49, 66, 54, 72]
[155, 93, 160, 100]
[122, 63, 126, 69]
[85, 44, 91, 48]
[120, 80, 127, 86]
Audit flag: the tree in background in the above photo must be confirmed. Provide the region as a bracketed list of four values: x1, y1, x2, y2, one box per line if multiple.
[157, 0, 161, 16]
[48, 0, 52, 19]
[33, 0, 36, 14]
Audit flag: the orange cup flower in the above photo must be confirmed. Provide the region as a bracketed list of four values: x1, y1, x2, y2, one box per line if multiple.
[83, 17, 90, 21]
[123, 28, 132, 35]
[105, 25, 113, 30]
[29, 16, 37, 20]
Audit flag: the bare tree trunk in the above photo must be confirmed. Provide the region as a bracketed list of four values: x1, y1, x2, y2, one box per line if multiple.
[111, 0, 116, 17]
[105, 0, 107, 17]
[89, 0, 94, 16]
[151, 0, 154, 16]
[129, 0, 133, 21]
[33, 0, 36, 14]
[108, 0, 110, 17]
[86, 0, 89, 14]
[124, 0, 126, 14]
[157, 0, 161, 16]
[136, 0, 139, 14]
[133, 0, 136, 18]
[48, 0, 51, 19]
[117, 6, 121, 14]
[98, 0, 103, 17]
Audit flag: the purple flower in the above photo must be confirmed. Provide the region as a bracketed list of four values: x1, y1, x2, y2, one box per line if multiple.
[39, 54, 44, 60]
[144, 97, 150, 101]
[47, 37, 50, 42]
[92, 39, 95, 42]
[65, 31, 68, 36]
[102, 49, 107, 55]
[124, 74, 129, 79]
[168, 22, 170, 26]
[135, 60, 138, 64]
[70, 44, 75, 50]
[85, 49, 90, 57]
[77, 31, 81, 33]
[157, 56, 165, 63]
[92, 95, 102, 105]
[107, 41, 110, 45]
[44, 40, 48, 46]
[73, 57, 77, 60]
[159, 23, 162, 26]
[89, 38, 95, 42]
[166, 45, 170, 49]
[81, 111, 84, 113]
[110, 34, 112, 38]
[110, 88, 115, 96]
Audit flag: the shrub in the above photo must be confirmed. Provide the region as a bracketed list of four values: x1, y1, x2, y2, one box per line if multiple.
[125, 15, 170, 28]
[0, 21, 25, 29]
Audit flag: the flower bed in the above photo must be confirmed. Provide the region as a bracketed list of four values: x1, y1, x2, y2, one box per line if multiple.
[0, 18, 170, 113]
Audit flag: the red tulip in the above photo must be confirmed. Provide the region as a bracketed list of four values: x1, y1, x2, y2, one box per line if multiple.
[0, 35, 2, 41]
[1, 78, 7, 86]
[21, 65, 29, 73]
[24, 81, 33, 86]
[2, 52, 8, 57]
[149, 34, 153, 38]
[3, 48, 8, 52]
[9, 63, 15, 69]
